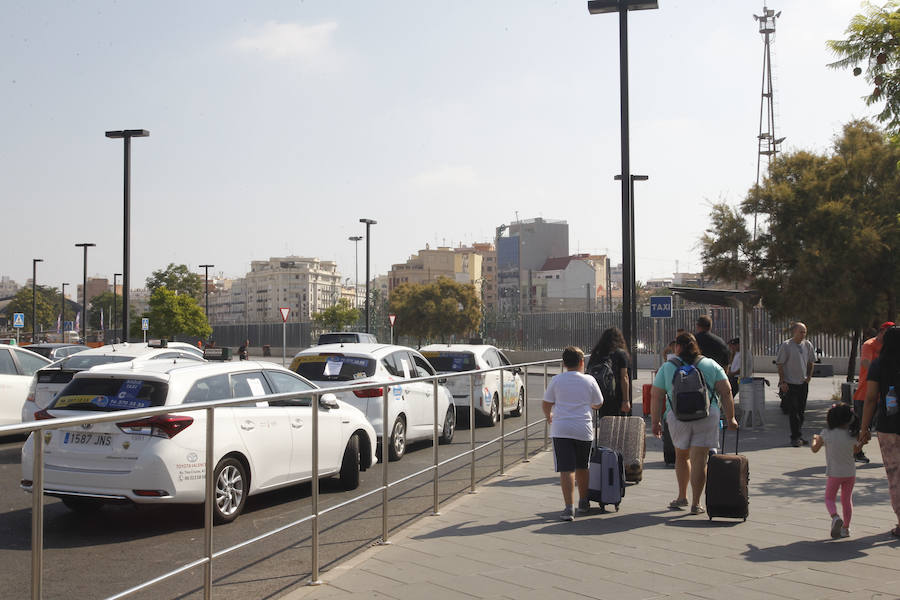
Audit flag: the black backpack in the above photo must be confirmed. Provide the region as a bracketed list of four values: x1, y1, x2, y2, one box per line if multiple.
[587, 354, 617, 403]
[668, 356, 711, 421]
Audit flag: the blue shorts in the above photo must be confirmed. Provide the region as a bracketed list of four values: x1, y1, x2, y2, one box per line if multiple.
[552, 438, 592, 472]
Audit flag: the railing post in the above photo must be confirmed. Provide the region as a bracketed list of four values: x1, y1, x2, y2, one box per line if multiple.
[499, 369, 505, 475]
[310, 392, 322, 585]
[523, 365, 529, 462]
[432, 378, 440, 515]
[31, 428, 44, 600]
[543, 363, 549, 450]
[379, 386, 391, 545]
[204, 408, 215, 600]
[469, 373, 476, 494]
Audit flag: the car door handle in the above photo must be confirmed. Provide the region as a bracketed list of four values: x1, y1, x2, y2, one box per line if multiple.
[241, 421, 255, 431]
[292, 420, 304, 429]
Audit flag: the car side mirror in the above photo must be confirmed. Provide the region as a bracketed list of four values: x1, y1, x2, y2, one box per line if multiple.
[511, 367, 522, 375]
[437, 377, 448, 385]
[319, 393, 340, 410]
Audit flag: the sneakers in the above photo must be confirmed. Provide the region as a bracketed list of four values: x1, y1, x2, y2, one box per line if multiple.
[840, 528, 850, 538]
[831, 515, 844, 539]
[799, 438, 809, 446]
[791, 439, 803, 447]
[576, 499, 591, 516]
[560, 507, 575, 521]
[690, 505, 706, 515]
[668, 498, 688, 510]
[855, 451, 870, 464]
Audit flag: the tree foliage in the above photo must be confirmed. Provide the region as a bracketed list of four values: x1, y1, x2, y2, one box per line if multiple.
[146, 263, 204, 300]
[4, 285, 61, 334]
[144, 287, 212, 340]
[312, 298, 360, 331]
[701, 120, 900, 336]
[828, 2, 900, 136]
[389, 278, 481, 344]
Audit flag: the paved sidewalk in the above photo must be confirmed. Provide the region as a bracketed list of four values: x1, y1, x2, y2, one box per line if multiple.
[285, 381, 900, 600]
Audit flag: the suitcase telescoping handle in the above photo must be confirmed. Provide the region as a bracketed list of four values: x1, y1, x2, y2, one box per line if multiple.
[720, 419, 739, 454]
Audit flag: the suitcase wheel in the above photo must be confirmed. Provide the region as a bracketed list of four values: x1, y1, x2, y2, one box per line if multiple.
[614, 503, 620, 512]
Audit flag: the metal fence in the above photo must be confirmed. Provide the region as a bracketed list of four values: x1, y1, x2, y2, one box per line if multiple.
[2, 358, 560, 600]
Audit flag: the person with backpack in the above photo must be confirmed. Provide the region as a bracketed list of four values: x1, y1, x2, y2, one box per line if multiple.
[649, 332, 738, 515]
[586, 327, 631, 416]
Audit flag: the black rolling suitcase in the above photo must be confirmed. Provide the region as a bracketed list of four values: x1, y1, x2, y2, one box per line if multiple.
[662, 421, 676, 467]
[588, 411, 625, 511]
[705, 426, 749, 521]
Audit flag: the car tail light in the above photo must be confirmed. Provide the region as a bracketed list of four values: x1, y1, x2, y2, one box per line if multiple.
[117, 415, 193, 438]
[34, 409, 54, 421]
[133, 489, 170, 497]
[353, 387, 384, 398]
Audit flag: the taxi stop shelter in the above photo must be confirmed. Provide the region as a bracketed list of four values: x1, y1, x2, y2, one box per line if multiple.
[668, 286, 766, 427]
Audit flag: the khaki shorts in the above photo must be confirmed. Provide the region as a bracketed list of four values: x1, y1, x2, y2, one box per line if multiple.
[665, 404, 720, 450]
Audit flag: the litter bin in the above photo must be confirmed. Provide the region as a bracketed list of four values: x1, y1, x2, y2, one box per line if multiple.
[263, 344, 271, 357]
[739, 376, 768, 428]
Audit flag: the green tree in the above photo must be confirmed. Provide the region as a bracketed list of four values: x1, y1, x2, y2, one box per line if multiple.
[389, 278, 481, 345]
[828, 2, 900, 136]
[87, 291, 132, 330]
[144, 287, 212, 340]
[3, 285, 60, 337]
[312, 298, 360, 331]
[146, 263, 204, 301]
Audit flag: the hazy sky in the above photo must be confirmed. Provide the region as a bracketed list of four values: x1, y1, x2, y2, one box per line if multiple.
[1, 0, 875, 296]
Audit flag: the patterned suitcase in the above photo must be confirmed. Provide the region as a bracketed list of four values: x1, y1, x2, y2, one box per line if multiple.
[706, 427, 749, 521]
[596, 415, 646, 483]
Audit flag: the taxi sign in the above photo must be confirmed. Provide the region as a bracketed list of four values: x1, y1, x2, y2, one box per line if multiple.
[204, 347, 232, 361]
[279, 307, 290, 322]
[649, 296, 673, 318]
[13, 313, 24, 328]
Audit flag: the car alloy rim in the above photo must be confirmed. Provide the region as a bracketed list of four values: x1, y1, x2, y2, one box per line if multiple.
[492, 399, 498, 423]
[393, 420, 405, 454]
[444, 408, 455, 438]
[216, 464, 244, 516]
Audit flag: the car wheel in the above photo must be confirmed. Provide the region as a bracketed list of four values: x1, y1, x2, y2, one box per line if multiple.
[213, 457, 248, 524]
[511, 388, 524, 417]
[339, 434, 361, 490]
[489, 394, 500, 425]
[61, 496, 104, 514]
[439, 406, 455, 444]
[388, 417, 406, 461]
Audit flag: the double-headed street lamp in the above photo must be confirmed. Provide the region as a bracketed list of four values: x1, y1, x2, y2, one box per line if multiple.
[349, 236, 363, 309]
[113, 273, 122, 341]
[588, 0, 658, 384]
[75, 243, 95, 342]
[60, 283, 69, 336]
[199, 264, 214, 324]
[105, 128, 150, 342]
[32, 258, 43, 343]
[359, 219, 377, 333]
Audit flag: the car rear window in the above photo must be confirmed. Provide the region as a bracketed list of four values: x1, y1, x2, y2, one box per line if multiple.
[317, 333, 364, 345]
[27, 347, 53, 358]
[59, 355, 137, 370]
[421, 351, 477, 372]
[290, 354, 376, 381]
[50, 378, 168, 411]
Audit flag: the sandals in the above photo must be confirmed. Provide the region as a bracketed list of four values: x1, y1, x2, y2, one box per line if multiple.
[668, 498, 688, 510]
[690, 505, 706, 515]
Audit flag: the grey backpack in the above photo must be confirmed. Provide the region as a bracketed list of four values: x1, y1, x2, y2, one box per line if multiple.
[668, 356, 711, 421]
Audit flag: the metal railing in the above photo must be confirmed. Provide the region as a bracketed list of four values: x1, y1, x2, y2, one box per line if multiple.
[0, 357, 562, 599]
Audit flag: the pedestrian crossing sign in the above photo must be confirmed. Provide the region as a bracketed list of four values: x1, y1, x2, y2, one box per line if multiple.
[13, 313, 24, 328]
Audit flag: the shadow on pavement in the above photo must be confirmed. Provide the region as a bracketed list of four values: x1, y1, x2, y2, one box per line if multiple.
[742, 533, 900, 563]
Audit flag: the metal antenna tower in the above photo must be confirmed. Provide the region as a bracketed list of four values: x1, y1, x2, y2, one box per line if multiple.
[752, 4, 785, 240]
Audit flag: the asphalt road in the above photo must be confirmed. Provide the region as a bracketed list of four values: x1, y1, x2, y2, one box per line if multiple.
[0, 371, 562, 600]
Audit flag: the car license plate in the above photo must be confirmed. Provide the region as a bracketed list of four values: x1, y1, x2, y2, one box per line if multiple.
[63, 431, 112, 447]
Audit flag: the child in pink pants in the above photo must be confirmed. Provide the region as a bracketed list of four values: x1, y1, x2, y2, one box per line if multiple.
[812, 403, 860, 538]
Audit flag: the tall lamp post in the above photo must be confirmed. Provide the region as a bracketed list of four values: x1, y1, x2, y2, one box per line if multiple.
[349, 236, 363, 309]
[32, 258, 43, 343]
[60, 283, 69, 337]
[199, 264, 214, 325]
[588, 0, 658, 383]
[615, 173, 648, 384]
[113, 273, 122, 341]
[75, 243, 95, 342]
[105, 129, 150, 342]
[359, 219, 377, 333]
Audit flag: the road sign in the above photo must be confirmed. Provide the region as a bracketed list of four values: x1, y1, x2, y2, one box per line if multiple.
[279, 307, 290, 322]
[389, 314, 396, 327]
[141, 318, 149, 331]
[12, 313, 24, 328]
[649, 296, 673, 319]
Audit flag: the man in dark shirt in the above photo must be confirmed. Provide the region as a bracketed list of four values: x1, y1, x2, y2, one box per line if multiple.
[694, 315, 729, 369]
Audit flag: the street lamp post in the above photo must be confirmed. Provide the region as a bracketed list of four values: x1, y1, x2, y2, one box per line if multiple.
[359, 219, 377, 333]
[105, 129, 150, 342]
[60, 283, 69, 338]
[588, 0, 658, 385]
[75, 243, 96, 342]
[199, 264, 214, 326]
[615, 173, 648, 384]
[349, 236, 363, 309]
[113, 273, 121, 342]
[32, 258, 43, 343]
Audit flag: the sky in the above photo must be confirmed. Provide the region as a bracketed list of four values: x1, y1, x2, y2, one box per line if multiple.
[1, 0, 877, 296]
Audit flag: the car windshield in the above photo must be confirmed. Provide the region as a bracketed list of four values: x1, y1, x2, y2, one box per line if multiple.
[50, 378, 168, 412]
[317, 333, 362, 345]
[291, 354, 376, 381]
[421, 351, 477, 372]
[57, 355, 137, 370]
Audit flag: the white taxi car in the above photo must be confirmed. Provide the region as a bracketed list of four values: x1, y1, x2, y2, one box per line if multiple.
[22, 340, 206, 423]
[290, 344, 454, 461]
[1, 345, 52, 426]
[20, 360, 376, 523]
[420, 344, 525, 427]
